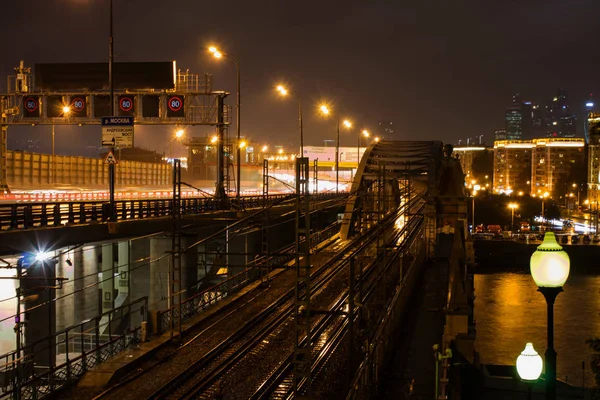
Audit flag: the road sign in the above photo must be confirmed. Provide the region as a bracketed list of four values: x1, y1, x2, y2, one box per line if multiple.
[71, 97, 85, 112]
[101, 116, 134, 148]
[24, 97, 38, 113]
[119, 96, 134, 112]
[104, 149, 118, 164]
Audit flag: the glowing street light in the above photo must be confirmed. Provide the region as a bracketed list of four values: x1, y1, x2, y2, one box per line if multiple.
[239, 140, 247, 149]
[209, 45, 241, 199]
[210, 135, 218, 144]
[530, 232, 570, 399]
[175, 129, 184, 139]
[516, 342, 543, 381]
[374, 136, 380, 143]
[261, 145, 268, 153]
[318, 103, 352, 193]
[516, 342, 543, 399]
[508, 202, 519, 232]
[275, 84, 304, 157]
[62, 106, 71, 114]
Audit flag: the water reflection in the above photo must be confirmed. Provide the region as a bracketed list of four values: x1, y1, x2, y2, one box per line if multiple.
[475, 272, 600, 388]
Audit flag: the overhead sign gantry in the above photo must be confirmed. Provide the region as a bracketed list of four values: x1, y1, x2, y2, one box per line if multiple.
[0, 60, 231, 195]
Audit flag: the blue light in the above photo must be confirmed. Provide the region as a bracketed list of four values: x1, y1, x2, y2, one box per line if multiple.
[587, 102, 594, 108]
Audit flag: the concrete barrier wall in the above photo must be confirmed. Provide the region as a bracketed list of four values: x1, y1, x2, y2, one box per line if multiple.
[6, 150, 171, 189]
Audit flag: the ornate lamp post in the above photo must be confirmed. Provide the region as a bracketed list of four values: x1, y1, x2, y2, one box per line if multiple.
[530, 232, 570, 400]
[516, 342, 543, 400]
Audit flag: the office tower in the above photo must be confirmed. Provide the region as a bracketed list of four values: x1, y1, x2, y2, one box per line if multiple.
[545, 89, 577, 138]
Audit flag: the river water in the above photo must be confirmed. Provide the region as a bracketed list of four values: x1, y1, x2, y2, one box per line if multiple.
[474, 272, 600, 388]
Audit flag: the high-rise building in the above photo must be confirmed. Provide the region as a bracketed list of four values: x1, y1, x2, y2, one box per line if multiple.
[544, 89, 577, 138]
[377, 121, 394, 138]
[505, 105, 524, 140]
[532, 104, 545, 138]
[584, 95, 595, 143]
[588, 112, 600, 201]
[504, 95, 535, 140]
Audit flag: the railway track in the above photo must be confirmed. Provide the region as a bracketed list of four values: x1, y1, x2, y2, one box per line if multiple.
[91, 221, 342, 400]
[167, 196, 424, 400]
[249, 202, 426, 399]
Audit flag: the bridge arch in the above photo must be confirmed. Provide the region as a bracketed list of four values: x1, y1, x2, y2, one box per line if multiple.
[340, 140, 444, 240]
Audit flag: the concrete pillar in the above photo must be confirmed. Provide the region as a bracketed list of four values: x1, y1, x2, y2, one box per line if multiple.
[149, 236, 171, 331]
[55, 249, 75, 332]
[228, 228, 262, 277]
[115, 241, 129, 309]
[74, 246, 99, 323]
[183, 235, 198, 299]
[129, 237, 150, 329]
[23, 256, 56, 368]
[101, 244, 114, 315]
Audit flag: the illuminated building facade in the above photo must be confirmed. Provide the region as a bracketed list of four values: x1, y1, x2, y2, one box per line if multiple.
[493, 141, 533, 194]
[453, 146, 492, 189]
[530, 138, 585, 196]
[588, 112, 600, 201]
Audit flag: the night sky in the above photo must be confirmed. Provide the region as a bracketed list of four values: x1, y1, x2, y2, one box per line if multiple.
[2, 0, 600, 156]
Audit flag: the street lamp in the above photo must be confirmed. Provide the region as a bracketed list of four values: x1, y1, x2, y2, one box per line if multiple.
[276, 84, 304, 156]
[471, 184, 481, 234]
[210, 46, 241, 199]
[318, 104, 352, 193]
[51, 106, 71, 184]
[530, 232, 570, 400]
[170, 129, 185, 159]
[516, 342, 543, 400]
[541, 192, 550, 232]
[508, 202, 519, 233]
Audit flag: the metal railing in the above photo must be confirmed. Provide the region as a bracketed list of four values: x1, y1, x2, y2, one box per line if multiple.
[158, 221, 341, 333]
[0, 193, 342, 231]
[0, 297, 148, 400]
[346, 221, 426, 400]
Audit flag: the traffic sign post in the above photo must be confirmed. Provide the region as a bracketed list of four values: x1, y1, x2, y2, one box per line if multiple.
[101, 116, 134, 148]
[102, 116, 132, 221]
[104, 149, 118, 164]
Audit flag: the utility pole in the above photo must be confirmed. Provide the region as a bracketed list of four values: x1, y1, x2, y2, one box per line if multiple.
[108, 0, 116, 221]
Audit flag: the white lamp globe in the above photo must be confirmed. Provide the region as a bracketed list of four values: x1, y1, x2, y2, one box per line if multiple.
[530, 232, 570, 288]
[516, 342, 543, 381]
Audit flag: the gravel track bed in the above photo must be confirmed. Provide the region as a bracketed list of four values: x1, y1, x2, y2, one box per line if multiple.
[193, 251, 355, 400]
[106, 275, 296, 400]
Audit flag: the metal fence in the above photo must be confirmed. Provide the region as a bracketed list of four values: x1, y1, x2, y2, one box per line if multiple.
[346, 221, 426, 400]
[0, 297, 148, 400]
[6, 150, 171, 188]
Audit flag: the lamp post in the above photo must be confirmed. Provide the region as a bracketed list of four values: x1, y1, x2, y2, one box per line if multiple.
[51, 106, 71, 184]
[471, 185, 480, 234]
[530, 232, 570, 400]
[170, 129, 185, 159]
[317, 104, 352, 193]
[508, 202, 519, 233]
[275, 85, 304, 158]
[516, 342, 543, 400]
[541, 192, 549, 232]
[210, 46, 241, 200]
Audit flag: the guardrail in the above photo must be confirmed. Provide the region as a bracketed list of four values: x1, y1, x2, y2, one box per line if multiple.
[158, 221, 341, 333]
[346, 219, 426, 400]
[0, 297, 148, 400]
[0, 193, 342, 231]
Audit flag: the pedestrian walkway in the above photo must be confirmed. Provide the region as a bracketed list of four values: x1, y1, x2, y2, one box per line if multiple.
[378, 259, 448, 399]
